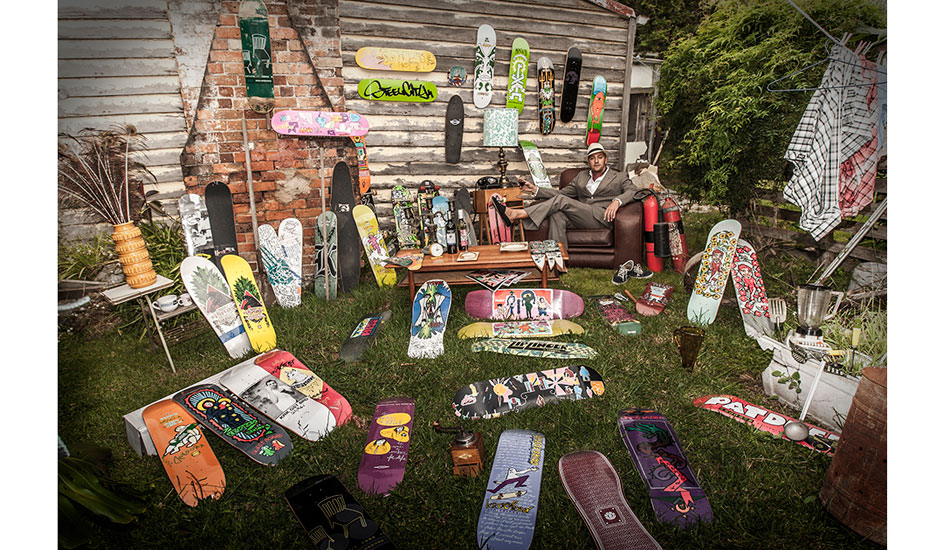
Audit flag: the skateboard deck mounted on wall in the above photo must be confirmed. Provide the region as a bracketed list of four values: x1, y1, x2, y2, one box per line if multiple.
[143, 399, 225, 507]
[445, 94, 464, 163]
[178, 193, 214, 258]
[457, 319, 584, 340]
[537, 56, 556, 134]
[560, 47, 582, 123]
[314, 211, 338, 300]
[357, 78, 437, 102]
[473, 24, 496, 108]
[353, 204, 397, 287]
[270, 110, 369, 137]
[635, 283, 675, 317]
[254, 349, 352, 427]
[465, 288, 584, 320]
[257, 218, 302, 308]
[505, 38, 530, 114]
[586, 75, 607, 146]
[358, 397, 415, 496]
[618, 408, 714, 529]
[173, 383, 292, 466]
[339, 308, 392, 363]
[350, 135, 372, 199]
[593, 295, 642, 336]
[331, 161, 361, 293]
[181, 256, 252, 359]
[477, 429, 545, 550]
[204, 181, 239, 266]
[519, 141, 552, 188]
[687, 219, 741, 326]
[452, 365, 604, 420]
[220, 254, 277, 353]
[238, 0, 273, 114]
[408, 279, 451, 359]
[730, 238, 772, 337]
[472, 338, 597, 360]
[355, 46, 436, 72]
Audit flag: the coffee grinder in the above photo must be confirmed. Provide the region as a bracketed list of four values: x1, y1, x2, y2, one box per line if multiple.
[785, 284, 844, 352]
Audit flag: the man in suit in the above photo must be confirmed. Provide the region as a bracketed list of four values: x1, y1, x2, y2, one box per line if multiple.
[492, 142, 637, 245]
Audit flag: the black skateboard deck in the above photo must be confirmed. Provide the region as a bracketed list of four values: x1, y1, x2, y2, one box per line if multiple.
[339, 309, 392, 362]
[445, 94, 464, 164]
[205, 181, 239, 267]
[331, 161, 361, 293]
[453, 365, 604, 420]
[559, 47, 582, 123]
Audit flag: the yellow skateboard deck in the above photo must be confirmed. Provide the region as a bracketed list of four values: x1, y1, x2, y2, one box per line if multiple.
[356, 47, 436, 72]
[457, 319, 584, 339]
[221, 254, 277, 352]
[353, 204, 397, 287]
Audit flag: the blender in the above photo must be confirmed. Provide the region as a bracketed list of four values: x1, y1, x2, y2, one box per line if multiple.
[786, 284, 844, 352]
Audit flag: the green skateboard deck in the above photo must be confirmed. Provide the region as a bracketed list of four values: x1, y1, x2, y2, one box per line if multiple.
[358, 78, 437, 102]
[687, 219, 741, 326]
[472, 339, 597, 359]
[505, 38, 530, 114]
[238, 0, 273, 114]
[220, 254, 276, 353]
[457, 319, 584, 339]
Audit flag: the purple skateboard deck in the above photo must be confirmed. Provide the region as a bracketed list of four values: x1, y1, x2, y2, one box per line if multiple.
[270, 110, 369, 137]
[558, 450, 662, 550]
[465, 288, 584, 320]
[453, 365, 604, 420]
[618, 408, 713, 529]
[358, 397, 415, 496]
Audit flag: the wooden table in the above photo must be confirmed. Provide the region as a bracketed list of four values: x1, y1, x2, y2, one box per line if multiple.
[396, 243, 567, 296]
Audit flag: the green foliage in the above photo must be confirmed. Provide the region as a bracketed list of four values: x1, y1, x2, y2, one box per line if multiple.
[656, 0, 885, 212]
[58, 233, 117, 282]
[623, 0, 714, 53]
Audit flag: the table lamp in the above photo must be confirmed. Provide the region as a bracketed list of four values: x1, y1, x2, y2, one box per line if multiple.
[483, 108, 519, 187]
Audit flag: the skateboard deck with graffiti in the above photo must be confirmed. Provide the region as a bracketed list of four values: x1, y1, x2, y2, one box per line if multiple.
[353, 204, 397, 287]
[558, 450, 662, 550]
[694, 394, 839, 455]
[355, 46, 436, 72]
[314, 211, 338, 300]
[542, 239, 565, 271]
[254, 349, 352, 427]
[220, 254, 276, 353]
[593, 295, 642, 336]
[731, 238, 772, 337]
[392, 185, 420, 249]
[339, 309, 392, 363]
[408, 279, 451, 358]
[181, 256, 252, 359]
[204, 181, 238, 266]
[472, 338, 597, 360]
[486, 192, 512, 244]
[537, 57, 555, 135]
[519, 141, 552, 188]
[560, 47, 582, 123]
[432, 195, 450, 247]
[466, 288, 584, 320]
[457, 319, 584, 340]
[586, 75, 607, 146]
[635, 282, 674, 317]
[173, 383, 292, 466]
[477, 429, 545, 550]
[505, 38, 530, 114]
[270, 110, 369, 137]
[687, 219, 741, 326]
[257, 218, 302, 307]
[618, 408, 714, 529]
[285, 474, 396, 549]
[331, 161, 361, 293]
[453, 365, 604, 420]
[178, 193, 214, 258]
[357, 78, 437, 102]
[143, 399, 225, 507]
[474, 24, 496, 109]
[358, 397, 415, 496]
[238, 0, 273, 114]
[446, 94, 464, 163]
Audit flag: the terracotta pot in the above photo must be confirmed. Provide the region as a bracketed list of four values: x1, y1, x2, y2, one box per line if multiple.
[111, 222, 156, 288]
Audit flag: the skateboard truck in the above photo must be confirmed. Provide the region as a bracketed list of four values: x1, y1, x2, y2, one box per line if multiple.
[433, 421, 486, 477]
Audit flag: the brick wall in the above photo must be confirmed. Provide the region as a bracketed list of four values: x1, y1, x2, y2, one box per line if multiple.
[181, 0, 352, 278]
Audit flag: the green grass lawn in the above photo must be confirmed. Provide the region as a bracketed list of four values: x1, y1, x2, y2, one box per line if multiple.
[57, 212, 876, 549]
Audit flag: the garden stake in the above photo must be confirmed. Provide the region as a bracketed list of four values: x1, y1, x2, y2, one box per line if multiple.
[241, 115, 260, 253]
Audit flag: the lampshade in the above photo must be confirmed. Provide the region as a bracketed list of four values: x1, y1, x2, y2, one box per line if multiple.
[483, 108, 519, 147]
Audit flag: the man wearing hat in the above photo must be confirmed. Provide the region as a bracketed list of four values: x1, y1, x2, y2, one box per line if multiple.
[492, 142, 637, 245]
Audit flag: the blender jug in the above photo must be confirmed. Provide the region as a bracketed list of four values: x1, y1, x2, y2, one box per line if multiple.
[796, 284, 844, 334]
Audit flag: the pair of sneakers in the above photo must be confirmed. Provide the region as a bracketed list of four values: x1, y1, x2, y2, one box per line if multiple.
[612, 260, 652, 284]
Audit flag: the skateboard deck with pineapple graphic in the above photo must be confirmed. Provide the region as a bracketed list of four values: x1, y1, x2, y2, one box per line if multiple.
[331, 161, 361, 293]
[593, 295, 642, 335]
[339, 309, 391, 363]
[238, 0, 273, 114]
[731, 238, 772, 337]
[270, 110, 368, 137]
[505, 38, 530, 114]
[520, 141, 552, 188]
[358, 397, 415, 496]
[560, 47, 582, 123]
[285, 475, 396, 549]
[254, 349, 352, 427]
[257, 218, 302, 308]
[477, 429, 545, 550]
[143, 399, 225, 507]
[473, 24, 496, 109]
[458, 319, 584, 340]
[408, 279, 451, 358]
[687, 219, 741, 326]
[314, 211, 338, 300]
[472, 339, 597, 360]
[586, 75, 607, 146]
[353, 204, 397, 287]
[181, 256, 252, 359]
[355, 47, 436, 72]
[178, 193, 214, 258]
[220, 254, 277, 352]
[537, 57, 555, 135]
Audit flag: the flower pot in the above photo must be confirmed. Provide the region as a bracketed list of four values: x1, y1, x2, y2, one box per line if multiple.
[111, 222, 156, 288]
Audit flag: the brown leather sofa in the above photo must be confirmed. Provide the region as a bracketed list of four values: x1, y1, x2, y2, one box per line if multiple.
[523, 167, 643, 270]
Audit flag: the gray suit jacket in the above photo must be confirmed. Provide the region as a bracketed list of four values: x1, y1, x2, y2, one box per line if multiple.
[533, 167, 637, 208]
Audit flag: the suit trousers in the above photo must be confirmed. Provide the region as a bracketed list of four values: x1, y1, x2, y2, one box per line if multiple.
[522, 194, 611, 244]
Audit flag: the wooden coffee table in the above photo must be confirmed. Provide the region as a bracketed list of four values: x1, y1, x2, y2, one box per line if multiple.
[396, 243, 568, 296]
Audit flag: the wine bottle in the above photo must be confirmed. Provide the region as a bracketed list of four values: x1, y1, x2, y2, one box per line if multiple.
[446, 200, 458, 254]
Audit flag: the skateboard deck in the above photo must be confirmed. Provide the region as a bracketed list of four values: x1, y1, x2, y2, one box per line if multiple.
[181, 256, 252, 359]
[586, 75, 607, 146]
[355, 46, 436, 72]
[220, 254, 277, 353]
[455, 188, 475, 216]
[474, 24, 497, 108]
[465, 288, 584, 320]
[618, 408, 714, 529]
[254, 349, 352, 427]
[730, 238, 772, 337]
[173, 383, 292, 466]
[339, 309, 392, 363]
[458, 319, 584, 339]
[285, 474, 396, 549]
[204, 181, 238, 265]
[392, 185, 420, 249]
[520, 141, 552, 188]
[542, 239, 565, 271]
[528, 241, 546, 270]
[331, 161, 361, 293]
[486, 192, 511, 244]
[453, 365, 604, 420]
[350, 135, 372, 197]
[693, 395, 839, 455]
[353, 204, 397, 287]
[270, 110, 369, 137]
[635, 283, 674, 317]
[358, 397, 415, 496]
[477, 429, 545, 550]
[593, 295, 642, 336]
[314, 211, 338, 300]
[390, 251, 423, 270]
[537, 56, 556, 135]
[448, 65, 467, 87]
[220, 363, 336, 442]
[687, 219, 741, 326]
[472, 338, 597, 359]
[178, 193, 214, 257]
[558, 450, 662, 550]
[432, 195, 450, 247]
[238, 0, 274, 114]
[357, 78, 437, 102]
[505, 38, 530, 114]
[560, 47, 582, 123]
[257, 220, 302, 307]
[408, 279, 451, 358]
[445, 94, 464, 163]
[142, 399, 225, 507]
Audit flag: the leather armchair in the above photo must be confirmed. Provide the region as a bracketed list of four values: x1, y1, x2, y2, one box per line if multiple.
[523, 167, 643, 270]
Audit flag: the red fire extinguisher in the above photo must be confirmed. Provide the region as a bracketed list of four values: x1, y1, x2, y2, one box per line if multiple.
[641, 192, 663, 273]
[661, 196, 688, 273]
